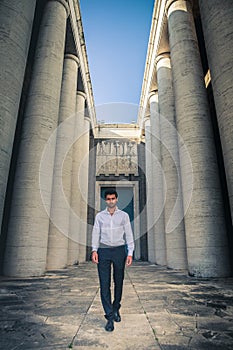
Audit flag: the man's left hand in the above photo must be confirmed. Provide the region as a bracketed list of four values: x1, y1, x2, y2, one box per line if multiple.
[126, 255, 133, 266]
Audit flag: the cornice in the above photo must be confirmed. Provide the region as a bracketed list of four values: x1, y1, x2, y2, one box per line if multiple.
[68, 0, 97, 135]
[137, 0, 166, 130]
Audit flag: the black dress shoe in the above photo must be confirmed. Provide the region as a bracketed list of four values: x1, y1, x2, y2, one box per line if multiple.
[105, 319, 114, 332]
[113, 310, 121, 322]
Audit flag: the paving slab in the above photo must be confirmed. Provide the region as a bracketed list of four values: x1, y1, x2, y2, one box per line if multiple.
[0, 261, 233, 349]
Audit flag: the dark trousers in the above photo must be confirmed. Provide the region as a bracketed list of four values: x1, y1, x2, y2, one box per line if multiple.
[97, 245, 127, 320]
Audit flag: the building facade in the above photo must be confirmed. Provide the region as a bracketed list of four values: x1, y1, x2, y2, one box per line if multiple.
[0, 0, 232, 278]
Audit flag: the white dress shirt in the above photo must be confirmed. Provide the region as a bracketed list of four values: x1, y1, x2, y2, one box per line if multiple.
[92, 207, 135, 256]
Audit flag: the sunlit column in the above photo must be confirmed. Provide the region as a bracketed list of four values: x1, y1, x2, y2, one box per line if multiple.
[156, 52, 187, 269]
[79, 114, 91, 262]
[47, 54, 79, 270]
[199, 0, 233, 224]
[166, 0, 230, 277]
[4, 0, 69, 277]
[149, 91, 167, 266]
[0, 0, 36, 234]
[68, 91, 88, 264]
[144, 117, 156, 263]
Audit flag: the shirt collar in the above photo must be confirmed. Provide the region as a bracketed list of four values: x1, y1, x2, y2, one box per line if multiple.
[104, 206, 119, 214]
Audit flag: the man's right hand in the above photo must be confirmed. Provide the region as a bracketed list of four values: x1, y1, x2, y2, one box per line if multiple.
[92, 251, 99, 264]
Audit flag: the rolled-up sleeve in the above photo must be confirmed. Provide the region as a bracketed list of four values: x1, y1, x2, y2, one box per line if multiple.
[124, 213, 135, 256]
[92, 214, 100, 252]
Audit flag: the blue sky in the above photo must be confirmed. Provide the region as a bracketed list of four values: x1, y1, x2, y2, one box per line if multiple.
[79, 0, 155, 123]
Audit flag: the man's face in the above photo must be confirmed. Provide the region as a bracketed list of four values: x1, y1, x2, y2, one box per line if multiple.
[105, 194, 118, 208]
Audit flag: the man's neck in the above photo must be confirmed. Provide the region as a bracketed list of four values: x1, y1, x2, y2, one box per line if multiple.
[107, 206, 117, 215]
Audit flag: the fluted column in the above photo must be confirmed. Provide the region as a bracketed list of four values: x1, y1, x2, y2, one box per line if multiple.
[68, 91, 87, 264]
[144, 117, 155, 263]
[149, 91, 167, 266]
[0, 0, 36, 234]
[199, 0, 233, 223]
[156, 53, 187, 269]
[4, 0, 69, 277]
[47, 54, 79, 270]
[166, 0, 230, 277]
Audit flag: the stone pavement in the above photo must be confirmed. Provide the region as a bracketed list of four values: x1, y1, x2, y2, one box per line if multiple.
[0, 261, 233, 350]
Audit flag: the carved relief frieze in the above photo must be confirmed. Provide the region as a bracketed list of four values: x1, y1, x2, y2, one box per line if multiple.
[96, 139, 138, 176]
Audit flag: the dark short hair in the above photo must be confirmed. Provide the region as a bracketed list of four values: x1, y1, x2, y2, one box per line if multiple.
[104, 189, 118, 199]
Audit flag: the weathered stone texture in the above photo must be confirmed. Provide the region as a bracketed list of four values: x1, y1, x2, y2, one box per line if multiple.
[47, 54, 79, 270]
[68, 91, 88, 264]
[78, 115, 90, 262]
[149, 92, 167, 266]
[4, 0, 69, 276]
[199, 0, 233, 223]
[145, 118, 156, 263]
[1, 262, 233, 349]
[167, 0, 230, 277]
[0, 0, 36, 239]
[156, 53, 187, 269]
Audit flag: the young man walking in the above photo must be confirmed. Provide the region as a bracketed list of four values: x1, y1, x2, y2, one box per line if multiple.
[92, 189, 134, 331]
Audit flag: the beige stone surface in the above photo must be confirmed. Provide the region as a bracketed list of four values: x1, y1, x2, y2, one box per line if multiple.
[199, 0, 233, 223]
[145, 117, 156, 263]
[68, 91, 88, 264]
[167, 0, 230, 277]
[78, 116, 90, 262]
[96, 140, 138, 177]
[156, 53, 187, 269]
[1, 262, 233, 350]
[4, 0, 69, 277]
[0, 0, 36, 242]
[148, 92, 166, 266]
[47, 54, 79, 270]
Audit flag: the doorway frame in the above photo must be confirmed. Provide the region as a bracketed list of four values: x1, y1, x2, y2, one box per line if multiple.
[95, 180, 140, 259]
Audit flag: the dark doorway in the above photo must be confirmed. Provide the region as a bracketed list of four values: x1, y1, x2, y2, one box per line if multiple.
[100, 186, 134, 232]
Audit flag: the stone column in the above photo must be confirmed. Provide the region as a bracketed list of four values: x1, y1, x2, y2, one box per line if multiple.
[144, 117, 155, 263]
[137, 142, 147, 260]
[79, 115, 91, 262]
[47, 54, 79, 270]
[0, 0, 36, 234]
[86, 133, 96, 260]
[166, 0, 230, 277]
[68, 91, 88, 264]
[4, 0, 69, 277]
[199, 0, 233, 223]
[149, 91, 167, 266]
[156, 53, 187, 269]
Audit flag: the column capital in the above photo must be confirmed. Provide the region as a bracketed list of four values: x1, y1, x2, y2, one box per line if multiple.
[156, 52, 170, 64]
[65, 54, 80, 66]
[166, 0, 192, 17]
[49, 0, 70, 17]
[84, 116, 91, 125]
[76, 91, 86, 100]
[144, 116, 151, 126]
[156, 52, 171, 69]
[148, 90, 158, 104]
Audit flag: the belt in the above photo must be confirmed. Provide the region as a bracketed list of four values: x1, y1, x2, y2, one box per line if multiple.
[99, 243, 126, 249]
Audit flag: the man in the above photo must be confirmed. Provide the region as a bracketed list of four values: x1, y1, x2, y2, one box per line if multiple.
[92, 189, 134, 332]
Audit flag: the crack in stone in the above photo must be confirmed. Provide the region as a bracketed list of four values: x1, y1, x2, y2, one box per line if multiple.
[126, 269, 162, 349]
[67, 286, 100, 349]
